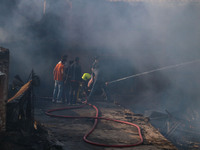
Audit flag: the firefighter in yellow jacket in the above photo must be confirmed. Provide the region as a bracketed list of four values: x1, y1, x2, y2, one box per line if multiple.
[81, 73, 92, 96]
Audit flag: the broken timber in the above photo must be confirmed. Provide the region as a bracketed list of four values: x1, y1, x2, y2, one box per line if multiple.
[0, 47, 9, 132]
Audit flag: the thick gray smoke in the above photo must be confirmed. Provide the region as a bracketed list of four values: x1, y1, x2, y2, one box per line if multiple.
[1, 0, 200, 118]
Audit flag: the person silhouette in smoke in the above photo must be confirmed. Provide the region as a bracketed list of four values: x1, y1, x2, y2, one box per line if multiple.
[52, 55, 67, 103]
[68, 57, 82, 104]
[88, 56, 110, 102]
[63, 60, 74, 104]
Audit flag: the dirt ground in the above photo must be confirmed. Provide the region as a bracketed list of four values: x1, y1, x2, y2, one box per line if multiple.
[34, 100, 177, 150]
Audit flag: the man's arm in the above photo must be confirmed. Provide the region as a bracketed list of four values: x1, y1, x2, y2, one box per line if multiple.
[88, 77, 93, 88]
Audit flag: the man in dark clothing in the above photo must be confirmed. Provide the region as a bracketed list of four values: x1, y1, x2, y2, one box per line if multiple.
[88, 56, 110, 102]
[68, 57, 82, 104]
[63, 60, 74, 104]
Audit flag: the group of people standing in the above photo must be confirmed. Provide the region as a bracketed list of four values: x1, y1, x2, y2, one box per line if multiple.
[52, 55, 111, 104]
[52, 55, 82, 104]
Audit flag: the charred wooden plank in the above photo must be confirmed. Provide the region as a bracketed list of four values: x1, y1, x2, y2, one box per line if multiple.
[0, 47, 9, 132]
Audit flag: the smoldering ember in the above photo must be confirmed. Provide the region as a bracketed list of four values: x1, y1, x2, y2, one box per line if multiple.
[1, 0, 200, 150]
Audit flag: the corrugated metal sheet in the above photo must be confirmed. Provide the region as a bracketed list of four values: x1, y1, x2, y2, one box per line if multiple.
[7, 81, 32, 103]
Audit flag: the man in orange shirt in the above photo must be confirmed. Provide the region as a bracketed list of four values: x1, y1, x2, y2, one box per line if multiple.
[52, 55, 67, 103]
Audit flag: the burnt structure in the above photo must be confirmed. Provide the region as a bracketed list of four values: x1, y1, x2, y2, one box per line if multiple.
[6, 80, 34, 132]
[0, 47, 9, 132]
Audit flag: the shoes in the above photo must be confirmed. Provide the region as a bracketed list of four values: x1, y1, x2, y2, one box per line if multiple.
[52, 99, 55, 103]
[56, 100, 62, 103]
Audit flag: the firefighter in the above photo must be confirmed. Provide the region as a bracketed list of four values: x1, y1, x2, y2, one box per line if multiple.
[82, 73, 91, 87]
[81, 73, 92, 96]
[52, 55, 67, 103]
[88, 56, 110, 102]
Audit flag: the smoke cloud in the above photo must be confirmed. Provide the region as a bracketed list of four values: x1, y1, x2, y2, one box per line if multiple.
[1, 0, 200, 120]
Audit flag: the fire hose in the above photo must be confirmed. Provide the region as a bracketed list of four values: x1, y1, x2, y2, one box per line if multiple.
[106, 59, 200, 85]
[45, 99, 143, 147]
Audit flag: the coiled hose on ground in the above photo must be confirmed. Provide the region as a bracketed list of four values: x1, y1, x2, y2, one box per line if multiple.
[45, 99, 143, 147]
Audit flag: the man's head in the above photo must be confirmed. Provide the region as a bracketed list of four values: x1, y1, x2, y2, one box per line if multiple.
[75, 57, 79, 63]
[61, 55, 67, 64]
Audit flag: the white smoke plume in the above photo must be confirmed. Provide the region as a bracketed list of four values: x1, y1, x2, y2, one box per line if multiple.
[1, 0, 200, 115]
